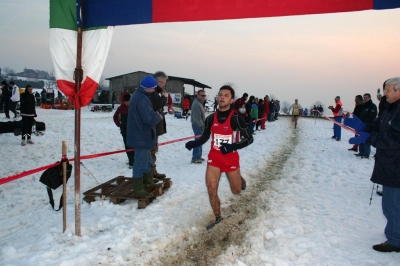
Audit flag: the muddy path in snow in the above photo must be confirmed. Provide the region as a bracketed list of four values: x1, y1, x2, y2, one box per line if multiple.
[158, 118, 298, 265]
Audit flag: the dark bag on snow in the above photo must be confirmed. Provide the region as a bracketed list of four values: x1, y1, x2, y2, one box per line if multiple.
[40, 161, 72, 211]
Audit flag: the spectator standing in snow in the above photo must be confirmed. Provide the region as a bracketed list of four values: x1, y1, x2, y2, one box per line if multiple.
[40, 88, 46, 106]
[182, 96, 190, 119]
[9, 81, 20, 119]
[252, 99, 259, 132]
[328, 96, 343, 141]
[1, 81, 12, 118]
[113, 94, 134, 168]
[261, 95, 269, 129]
[34, 91, 41, 106]
[127, 76, 163, 197]
[190, 90, 207, 164]
[344, 77, 400, 253]
[233, 93, 248, 119]
[213, 97, 218, 112]
[20, 85, 36, 146]
[245, 96, 255, 133]
[256, 99, 265, 131]
[150, 71, 168, 179]
[348, 95, 363, 152]
[167, 93, 175, 114]
[355, 93, 377, 159]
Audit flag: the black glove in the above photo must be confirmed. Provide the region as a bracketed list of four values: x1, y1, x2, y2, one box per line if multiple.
[220, 143, 237, 155]
[34, 114, 37, 117]
[185, 140, 198, 151]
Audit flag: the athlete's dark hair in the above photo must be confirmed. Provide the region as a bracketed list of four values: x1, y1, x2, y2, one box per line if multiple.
[219, 85, 235, 99]
[356, 95, 363, 101]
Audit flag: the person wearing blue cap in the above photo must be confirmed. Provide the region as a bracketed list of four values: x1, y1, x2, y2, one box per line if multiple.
[127, 76, 164, 197]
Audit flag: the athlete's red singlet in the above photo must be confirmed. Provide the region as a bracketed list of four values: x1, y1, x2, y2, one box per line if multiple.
[208, 110, 240, 172]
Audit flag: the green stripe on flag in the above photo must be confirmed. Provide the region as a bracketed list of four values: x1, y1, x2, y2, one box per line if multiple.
[50, 0, 77, 30]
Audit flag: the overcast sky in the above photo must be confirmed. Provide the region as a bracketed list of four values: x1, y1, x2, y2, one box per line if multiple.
[1, 0, 399, 110]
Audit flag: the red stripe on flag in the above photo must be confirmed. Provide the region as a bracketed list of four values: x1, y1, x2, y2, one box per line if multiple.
[57, 77, 98, 108]
[153, 0, 373, 23]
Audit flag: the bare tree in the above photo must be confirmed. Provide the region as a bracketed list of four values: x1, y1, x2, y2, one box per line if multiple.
[280, 100, 290, 113]
[3, 67, 16, 78]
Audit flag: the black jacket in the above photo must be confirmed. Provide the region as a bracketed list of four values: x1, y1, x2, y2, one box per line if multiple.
[378, 96, 389, 116]
[367, 99, 400, 188]
[258, 103, 265, 118]
[1, 85, 12, 100]
[353, 103, 363, 118]
[20, 93, 36, 116]
[359, 100, 377, 124]
[151, 88, 167, 136]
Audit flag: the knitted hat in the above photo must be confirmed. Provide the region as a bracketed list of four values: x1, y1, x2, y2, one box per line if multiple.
[123, 94, 131, 101]
[140, 76, 157, 89]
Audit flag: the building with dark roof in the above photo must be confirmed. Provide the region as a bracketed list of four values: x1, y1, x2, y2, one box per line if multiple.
[106, 71, 211, 104]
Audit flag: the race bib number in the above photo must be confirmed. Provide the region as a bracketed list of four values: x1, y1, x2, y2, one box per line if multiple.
[213, 134, 232, 150]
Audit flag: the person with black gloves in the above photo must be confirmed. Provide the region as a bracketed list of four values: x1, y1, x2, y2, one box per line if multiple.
[185, 85, 253, 230]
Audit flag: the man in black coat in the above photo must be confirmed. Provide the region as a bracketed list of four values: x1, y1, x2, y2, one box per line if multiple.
[150, 71, 168, 179]
[1, 81, 12, 118]
[348, 95, 363, 152]
[355, 93, 377, 159]
[345, 77, 400, 252]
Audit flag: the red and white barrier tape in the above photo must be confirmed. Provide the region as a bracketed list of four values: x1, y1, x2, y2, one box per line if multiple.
[0, 134, 202, 186]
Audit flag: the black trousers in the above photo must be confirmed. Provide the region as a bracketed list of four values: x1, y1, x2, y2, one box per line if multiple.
[22, 116, 34, 139]
[121, 133, 135, 166]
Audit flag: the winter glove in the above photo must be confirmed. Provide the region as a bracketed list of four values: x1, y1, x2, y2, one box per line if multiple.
[220, 143, 237, 155]
[343, 115, 365, 132]
[185, 140, 199, 151]
[349, 132, 370, 145]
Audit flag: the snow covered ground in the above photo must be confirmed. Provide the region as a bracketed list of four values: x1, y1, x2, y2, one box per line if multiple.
[1, 106, 399, 265]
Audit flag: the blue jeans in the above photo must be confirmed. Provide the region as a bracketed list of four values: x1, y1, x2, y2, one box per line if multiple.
[382, 186, 400, 247]
[132, 148, 152, 178]
[248, 121, 255, 134]
[333, 117, 342, 140]
[359, 143, 371, 158]
[191, 124, 203, 161]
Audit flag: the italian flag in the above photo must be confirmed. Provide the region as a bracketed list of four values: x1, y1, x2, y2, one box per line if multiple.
[49, 0, 113, 108]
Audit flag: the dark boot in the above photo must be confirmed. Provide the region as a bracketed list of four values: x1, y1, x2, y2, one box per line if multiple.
[143, 172, 162, 189]
[153, 169, 166, 179]
[132, 177, 152, 197]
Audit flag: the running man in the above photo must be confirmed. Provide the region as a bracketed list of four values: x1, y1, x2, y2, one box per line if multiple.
[288, 99, 302, 128]
[185, 85, 254, 230]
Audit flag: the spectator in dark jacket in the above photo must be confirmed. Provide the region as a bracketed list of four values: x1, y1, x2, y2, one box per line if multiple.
[355, 93, 377, 159]
[347, 77, 400, 253]
[261, 95, 269, 129]
[127, 76, 163, 197]
[348, 95, 364, 152]
[40, 88, 46, 106]
[150, 71, 168, 179]
[113, 94, 134, 168]
[378, 94, 389, 116]
[20, 85, 37, 146]
[268, 100, 275, 121]
[1, 81, 12, 118]
[256, 99, 265, 131]
[245, 96, 255, 133]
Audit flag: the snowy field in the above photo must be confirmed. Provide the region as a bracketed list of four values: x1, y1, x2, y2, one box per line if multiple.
[1, 106, 399, 265]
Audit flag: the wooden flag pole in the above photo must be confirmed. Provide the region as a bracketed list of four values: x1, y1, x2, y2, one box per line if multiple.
[62, 141, 67, 232]
[74, 0, 84, 236]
